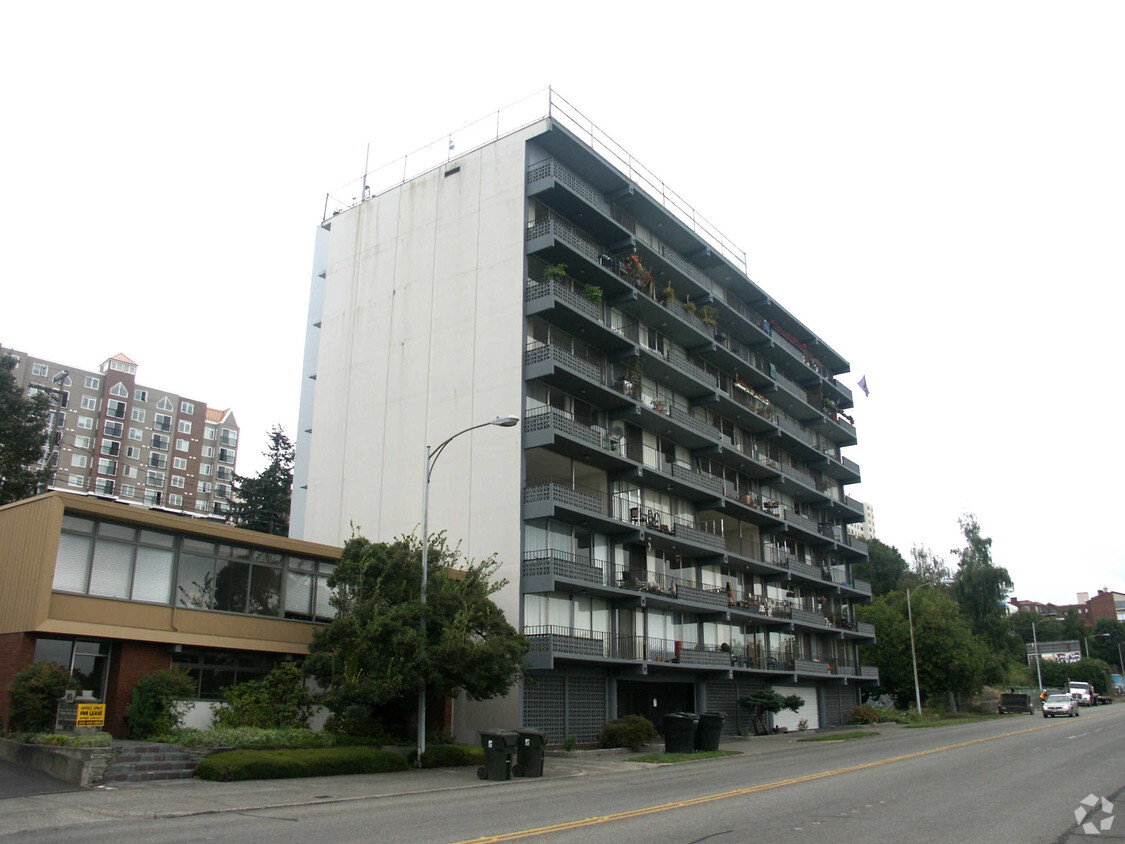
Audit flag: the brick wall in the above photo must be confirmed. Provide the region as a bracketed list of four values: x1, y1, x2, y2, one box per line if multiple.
[0, 632, 37, 730]
[104, 641, 171, 737]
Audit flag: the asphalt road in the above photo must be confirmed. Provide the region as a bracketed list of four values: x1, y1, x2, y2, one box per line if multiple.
[5, 707, 1123, 843]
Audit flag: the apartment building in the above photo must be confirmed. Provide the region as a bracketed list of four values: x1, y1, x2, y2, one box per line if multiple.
[1, 348, 239, 518]
[293, 93, 876, 741]
[847, 501, 876, 541]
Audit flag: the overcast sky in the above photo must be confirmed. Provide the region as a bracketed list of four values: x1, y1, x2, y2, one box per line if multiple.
[3, 2, 1121, 605]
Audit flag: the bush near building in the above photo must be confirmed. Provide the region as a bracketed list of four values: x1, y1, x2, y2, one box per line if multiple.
[195, 746, 409, 781]
[599, 714, 657, 751]
[125, 668, 196, 739]
[6, 662, 81, 733]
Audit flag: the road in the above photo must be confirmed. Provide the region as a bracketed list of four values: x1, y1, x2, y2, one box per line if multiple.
[5, 707, 1123, 843]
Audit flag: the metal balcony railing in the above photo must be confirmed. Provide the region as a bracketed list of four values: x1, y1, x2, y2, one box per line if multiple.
[524, 625, 606, 658]
[524, 406, 617, 455]
[521, 549, 607, 588]
[524, 276, 603, 323]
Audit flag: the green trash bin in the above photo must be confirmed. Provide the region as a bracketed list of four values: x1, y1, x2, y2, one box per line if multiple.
[694, 711, 725, 751]
[663, 712, 698, 754]
[513, 728, 545, 777]
[477, 730, 517, 780]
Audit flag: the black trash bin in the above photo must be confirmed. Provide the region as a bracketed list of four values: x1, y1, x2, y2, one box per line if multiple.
[477, 730, 517, 780]
[694, 711, 726, 751]
[663, 712, 698, 754]
[513, 727, 546, 777]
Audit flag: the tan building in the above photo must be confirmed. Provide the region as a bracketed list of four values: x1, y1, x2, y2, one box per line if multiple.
[0, 493, 339, 736]
[1, 347, 239, 518]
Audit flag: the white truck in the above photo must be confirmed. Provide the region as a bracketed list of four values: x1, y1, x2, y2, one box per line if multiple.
[1068, 681, 1096, 707]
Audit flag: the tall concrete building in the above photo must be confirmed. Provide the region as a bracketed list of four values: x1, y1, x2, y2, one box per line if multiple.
[293, 94, 876, 741]
[2, 347, 239, 517]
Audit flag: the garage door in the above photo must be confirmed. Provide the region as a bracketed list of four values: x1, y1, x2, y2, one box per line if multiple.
[772, 685, 819, 731]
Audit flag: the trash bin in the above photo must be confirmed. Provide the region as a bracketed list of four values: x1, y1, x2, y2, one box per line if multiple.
[663, 712, 698, 754]
[513, 727, 546, 777]
[694, 711, 726, 751]
[477, 730, 518, 780]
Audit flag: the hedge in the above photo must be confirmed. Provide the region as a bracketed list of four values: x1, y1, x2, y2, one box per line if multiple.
[406, 744, 484, 768]
[196, 747, 410, 781]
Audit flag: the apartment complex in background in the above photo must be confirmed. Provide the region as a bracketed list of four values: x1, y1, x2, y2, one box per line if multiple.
[847, 501, 876, 541]
[292, 92, 876, 741]
[1, 347, 239, 518]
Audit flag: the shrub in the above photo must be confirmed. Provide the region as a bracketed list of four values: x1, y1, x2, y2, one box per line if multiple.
[322, 706, 404, 745]
[7, 662, 81, 733]
[561, 735, 577, 752]
[599, 714, 657, 751]
[847, 704, 882, 725]
[26, 732, 112, 748]
[195, 747, 409, 781]
[213, 662, 315, 730]
[125, 669, 196, 739]
[406, 744, 484, 768]
[157, 727, 338, 748]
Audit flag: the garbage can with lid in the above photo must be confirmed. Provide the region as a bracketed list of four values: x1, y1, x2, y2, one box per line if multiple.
[477, 730, 518, 780]
[663, 712, 698, 754]
[513, 727, 546, 777]
[694, 711, 726, 751]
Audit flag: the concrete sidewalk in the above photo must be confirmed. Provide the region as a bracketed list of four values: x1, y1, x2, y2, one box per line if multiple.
[0, 749, 654, 838]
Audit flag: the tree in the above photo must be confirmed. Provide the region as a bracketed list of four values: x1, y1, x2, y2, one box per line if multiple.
[858, 587, 996, 709]
[213, 661, 315, 729]
[950, 514, 1013, 649]
[305, 533, 527, 736]
[852, 538, 908, 597]
[7, 661, 81, 732]
[0, 355, 50, 505]
[231, 425, 294, 535]
[905, 544, 951, 587]
[738, 689, 804, 736]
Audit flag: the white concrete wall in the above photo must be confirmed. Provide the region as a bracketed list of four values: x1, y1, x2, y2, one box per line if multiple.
[301, 123, 546, 739]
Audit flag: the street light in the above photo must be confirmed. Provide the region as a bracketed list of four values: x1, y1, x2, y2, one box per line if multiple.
[416, 414, 519, 768]
[32, 370, 69, 494]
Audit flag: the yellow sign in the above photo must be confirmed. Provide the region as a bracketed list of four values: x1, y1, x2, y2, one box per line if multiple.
[76, 704, 105, 727]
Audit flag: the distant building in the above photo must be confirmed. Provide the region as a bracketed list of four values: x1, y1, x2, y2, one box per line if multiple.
[1, 347, 238, 518]
[847, 501, 876, 541]
[1085, 589, 1125, 625]
[1007, 596, 1087, 621]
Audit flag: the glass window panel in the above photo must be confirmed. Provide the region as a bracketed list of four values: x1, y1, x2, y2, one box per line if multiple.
[33, 638, 73, 668]
[248, 565, 281, 616]
[288, 557, 315, 573]
[74, 640, 110, 656]
[98, 522, 135, 541]
[139, 530, 175, 548]
[284, 572, 314, 618]
[315, 575, 335, 620]
[53, 534, 93, 592]
[72, 653, 109, 697]
[228, 545, 252, 561]
[214, 560, 250, 613]
[182, 538, 217, 555]
[88, 540, 133, 598]
[249, 550, 281, 566]
[132, 546, 174, 603]
[177, 553, 216, 608]
[61, 515, 95, 534]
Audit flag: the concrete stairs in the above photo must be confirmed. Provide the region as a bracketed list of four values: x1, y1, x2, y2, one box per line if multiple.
[101, 742, 196, 784]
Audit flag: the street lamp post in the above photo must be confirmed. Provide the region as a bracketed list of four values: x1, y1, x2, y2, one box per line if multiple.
[416, 414, 519, 769]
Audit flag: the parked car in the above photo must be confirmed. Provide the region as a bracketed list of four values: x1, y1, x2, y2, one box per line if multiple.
[1043, 693, 1079, 718]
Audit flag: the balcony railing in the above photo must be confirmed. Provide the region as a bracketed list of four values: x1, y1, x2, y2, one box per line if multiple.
[776, 415, 817, 448]
[527, 159, 612, 216]
[860, 665, 880, 680]
[524, 341, 606, 388]
[523, 477, 612, 520]
[526, 211, 603, 267]
[525, 625, 606, 658]
[856, 620, 876, 638]
[524, 276, 603, 323]
[521, 549, 607, 587]
[524, 406, 617, 455]
[639, 445, 724, 497]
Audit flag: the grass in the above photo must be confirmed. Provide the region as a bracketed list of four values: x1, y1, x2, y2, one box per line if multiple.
[632, 750, 740, 764]
[797, 731, 876, 742]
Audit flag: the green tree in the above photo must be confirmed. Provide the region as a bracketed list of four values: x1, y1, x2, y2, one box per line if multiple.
[1039, 658, 1114, 696]
[0, 355, 50, 505]
[738, 689, 804, 736]
[1089, 619, 1125, 671]
[950, 514, 1013, 649]
[305, 533, 527, 734]
[125, 668, 196, 738]
[852, 538, 908, 597]
[858, 587, 996, 709]
[213, 661, 314, 729]
[231, 425, 294, 536]
[7, 661, 81, 732]
[904, 544, 951, 587]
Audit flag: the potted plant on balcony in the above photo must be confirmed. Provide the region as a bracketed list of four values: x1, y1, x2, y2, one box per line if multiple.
[543, 262, 567, 283]
[684, 294, 697, 317]
[583, 284, 603, 304]
[700, 305, 717, 327]
[662, 281, 675, 307]
[625, 359, 644, 399]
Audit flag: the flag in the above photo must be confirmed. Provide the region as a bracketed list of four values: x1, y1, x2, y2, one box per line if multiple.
[858, 375, 869, 397]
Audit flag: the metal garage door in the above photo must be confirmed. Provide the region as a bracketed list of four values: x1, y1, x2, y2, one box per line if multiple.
[772, 685, 819, 731]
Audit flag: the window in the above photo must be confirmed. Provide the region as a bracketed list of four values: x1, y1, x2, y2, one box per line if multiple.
[156, 397, 174, 411]
[128, 427, 143, 441]
[195, 500, 209, 512]
[71, 455, 88, 468]
[81, 395, 97, 410]
[171, 648, 277, 700]
[181, 401, 195, 415]
[100, 440, 120, 457]
[75, 436, 92, 449]
[106, 399, 126, 418]
[103, 421, 123, 438]
[204, 427, 216, 441]
[202, 446, 214, 458]
[171, 475, 185, 489]
[197, 481, 212, 494]
[175, 438, 190, 452]
[146, 470, 165, 487]
[93, 478, 114, 496]
[149, 452, 168, 470]
[151, 433, 169, 451]
[215, 466, 233, 482]
[154, 413, 172, 432]
[131, 408, 146, 422]
[78, 416, 94, 430]
[178, 420, 192, 434]
[123, 465, 138, 479]
[218, 448, 235, 465]
[33, 638, 111, 700]
[215, 483, 230, 500]
[221, 429, 238, 447]
[84, 376, 100, 390]
[168, 494, 183, 508]
[97, 458, 117, 476]
[125, 445, 140, 459]
[68, 474, 86, 489]
[120, 484, 136, 497]
[109, 382, 128, 398]
[200, 463, 212, 476]
[173, 457, 187, 470]
[32, 362, 49, 377]
[143, 490, 162, 507]
[109, 360, 136, 375]
[134, 389, 148, 402]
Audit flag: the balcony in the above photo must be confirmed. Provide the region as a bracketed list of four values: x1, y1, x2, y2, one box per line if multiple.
[777, 462, 831, 504]
[524, 277, 627, 353]
[526, 159, 629, 244]
[859, 665, 880, 681]
[524, 625, 608, 667]
[614, 566, 729, 611]
[627, 509, 727, 556]
[524, 341, 635, 411]
[523, 406, 635, 474]
[522, 477, 636, 535]
[525, 212, 636, 300]
[636, 342, 719, 400]
[838, 533, 868, 558]
[637, 444, 724, 502]
[521, 550, 610, 595]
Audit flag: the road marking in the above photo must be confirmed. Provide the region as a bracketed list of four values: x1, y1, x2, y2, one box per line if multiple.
[452, 713, 1119, 844]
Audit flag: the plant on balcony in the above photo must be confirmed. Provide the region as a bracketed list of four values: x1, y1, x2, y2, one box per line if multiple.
[662, 281, 675, 306]
[650, 398, 668, 414]
[624, 254, 654, 296]
[683, 294, 697, 317]
[583, 284, 604, 304]
[700, 305, 717, 327]
[543, 262, 568, 283]
[625, 359, 644, 399]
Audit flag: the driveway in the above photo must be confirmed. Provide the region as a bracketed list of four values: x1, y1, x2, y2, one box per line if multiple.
[0, 757, 82, 799]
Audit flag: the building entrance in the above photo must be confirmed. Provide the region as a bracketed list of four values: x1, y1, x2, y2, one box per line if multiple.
[616, 679, 694, 733]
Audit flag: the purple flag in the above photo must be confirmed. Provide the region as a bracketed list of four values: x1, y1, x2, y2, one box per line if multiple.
[858, 376, 869, 397]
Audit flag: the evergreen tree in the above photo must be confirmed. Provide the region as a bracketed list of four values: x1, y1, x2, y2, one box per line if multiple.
[0, 354, 50, 505]
[853, 538, 908, 597]
[950, 514, 1012, 649]
[231, 425, 294, 535]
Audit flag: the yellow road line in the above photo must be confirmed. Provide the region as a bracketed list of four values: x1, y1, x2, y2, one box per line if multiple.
[452, 714, 1115, 843]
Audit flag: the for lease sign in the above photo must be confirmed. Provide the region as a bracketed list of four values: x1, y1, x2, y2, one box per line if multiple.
[75, 704, 105, 727]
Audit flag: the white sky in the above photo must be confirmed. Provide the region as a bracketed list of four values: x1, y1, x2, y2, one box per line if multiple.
[3, 2, 1121, 605]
